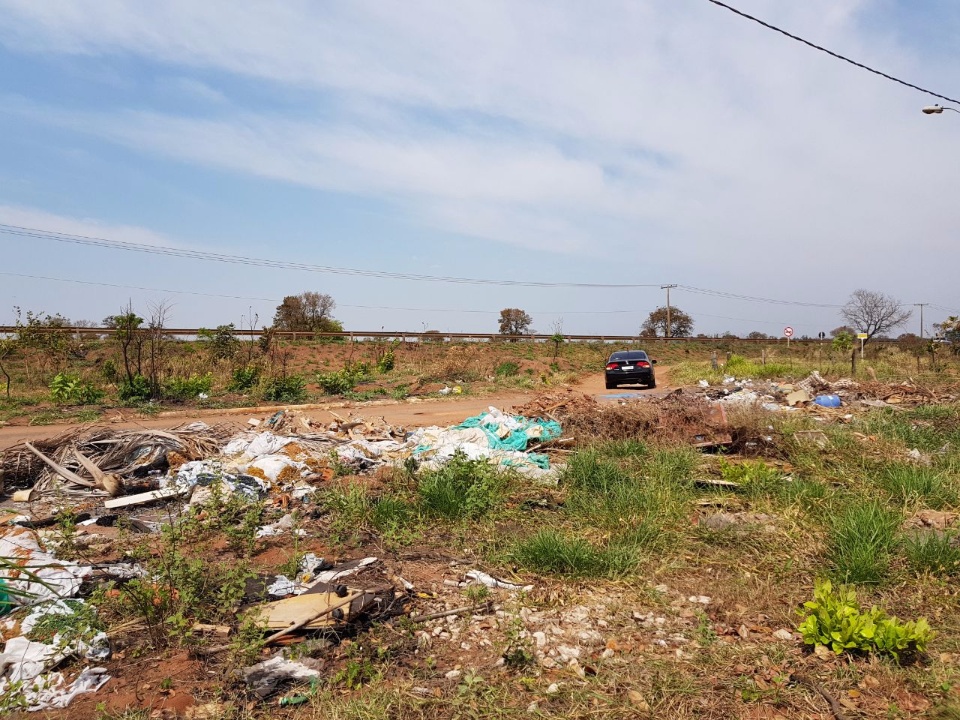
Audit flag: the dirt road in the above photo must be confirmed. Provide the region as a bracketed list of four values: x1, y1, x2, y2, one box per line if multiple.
[0, 370, 672, 450]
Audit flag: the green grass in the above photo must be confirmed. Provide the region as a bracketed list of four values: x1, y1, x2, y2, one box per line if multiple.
[826, 499, 902, 584]
[494, 361, 520, 377]
[903, 531, 960, 577]
[878, 464, 958, 509]
[720, 459, 788, 499]
[417, 453, 505, 520]
[858, 406, 960, 453]
[511, 530, 638, 577]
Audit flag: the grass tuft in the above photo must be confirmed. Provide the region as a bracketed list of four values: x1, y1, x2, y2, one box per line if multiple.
[826, 499, 901, 584]
[903, 531, 960, 577]
[878, 464, 958, 509]
[511, 530, 637, 577]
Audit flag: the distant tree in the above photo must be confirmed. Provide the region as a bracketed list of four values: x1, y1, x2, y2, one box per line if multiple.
[721, 331, 738, 340]
[934, 316, 960, 354]
[0, 336, 16, 398]
[747, 331, 769, 340]
[841, 289, 911, 373]
[830, 325, 855, 338]
[103, 305, 145, 385]
[498, 308, 533, 336]
[273, 292, 339, 333]
[640, 306, 693, 338]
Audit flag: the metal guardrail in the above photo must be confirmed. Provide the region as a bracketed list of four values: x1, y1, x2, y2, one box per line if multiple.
[0, 326, 902, 343]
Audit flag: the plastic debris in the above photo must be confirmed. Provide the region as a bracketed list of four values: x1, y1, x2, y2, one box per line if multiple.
[464, 570, 533, 592]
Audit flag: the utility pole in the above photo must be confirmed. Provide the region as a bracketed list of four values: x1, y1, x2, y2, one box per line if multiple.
[914, 303, 928, 338]
[661, 284, 677, 338]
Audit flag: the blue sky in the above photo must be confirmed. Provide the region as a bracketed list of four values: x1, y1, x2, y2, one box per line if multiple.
[0, 0, 958, 337]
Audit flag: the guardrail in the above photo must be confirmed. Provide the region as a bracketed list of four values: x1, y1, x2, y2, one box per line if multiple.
[0, 327, 901, 344]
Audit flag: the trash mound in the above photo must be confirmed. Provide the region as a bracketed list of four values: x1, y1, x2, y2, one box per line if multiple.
[518, 391, 730, 446]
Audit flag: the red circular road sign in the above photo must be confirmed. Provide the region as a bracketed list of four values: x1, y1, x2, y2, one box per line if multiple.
[783, 326, 794, 338]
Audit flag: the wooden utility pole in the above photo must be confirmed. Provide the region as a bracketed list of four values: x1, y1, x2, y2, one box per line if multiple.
[661, 284, 677, 338]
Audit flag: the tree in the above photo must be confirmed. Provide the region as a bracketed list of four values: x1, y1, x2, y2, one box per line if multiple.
[640, 306, 693, 338]
[841, 289, 912, 373]
[272, 292, 339, 333]
[747, 331, 770, 340]
[934, 316, 960, 354]
[830, 325, 855, 338]
[499, 308, 532, 336]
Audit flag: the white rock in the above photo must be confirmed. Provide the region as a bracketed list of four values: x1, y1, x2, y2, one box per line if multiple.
[546, 683, 560, 695]
[556, 645, 581, 662]
[601, 648, 615, 659]
[577, 630, 604, 647]
[533, 631, 547, 648]
[445, 669, 462, 680]
[527, 702, 539, 713]
[688, 595, 712, 605]
[773, 629, 794, 641]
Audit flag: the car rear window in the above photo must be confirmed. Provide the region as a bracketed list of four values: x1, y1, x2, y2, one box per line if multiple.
[609, 351, 648, 361]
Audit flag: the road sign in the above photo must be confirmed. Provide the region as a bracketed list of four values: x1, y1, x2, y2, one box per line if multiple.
[783, 327, 794, 338]
[856, 333, 868, 340]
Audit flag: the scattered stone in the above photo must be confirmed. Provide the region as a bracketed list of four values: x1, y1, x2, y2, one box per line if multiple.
[546, 683, 560, 695]
[444, 669, 461, 680]
[773, 629, 794, 641]
[688, 595, 712, 605]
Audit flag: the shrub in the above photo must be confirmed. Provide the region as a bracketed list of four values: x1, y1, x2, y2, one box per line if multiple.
[495, 361, 520, 378]
[317, 362, 368, 395]
[228, 365, 260, 392]
[261, 375, 307, 403]
[49, 372, 104, 405]
[164, 373, 213, 400]
[376, 350, 395, 373]
[118, 374, 152, 402]
[798, 579, 933, 661]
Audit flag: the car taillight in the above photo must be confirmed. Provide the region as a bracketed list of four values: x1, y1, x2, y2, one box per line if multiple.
[637, 361, 650, 368]
[605, 363, 618, 370]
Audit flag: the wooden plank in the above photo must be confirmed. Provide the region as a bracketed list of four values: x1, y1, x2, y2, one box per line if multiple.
[253, 589, 364, 630]
[103, 486, 186, 509]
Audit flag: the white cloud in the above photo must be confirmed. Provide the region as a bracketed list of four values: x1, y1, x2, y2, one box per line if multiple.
[0, 204, 180, 249]
[0, 0, 958, 301]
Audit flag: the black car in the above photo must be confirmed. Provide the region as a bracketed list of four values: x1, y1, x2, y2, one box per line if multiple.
[605, 350, 656, 389]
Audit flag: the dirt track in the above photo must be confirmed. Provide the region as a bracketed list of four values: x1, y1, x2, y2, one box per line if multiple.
[0, 370, 672, 451]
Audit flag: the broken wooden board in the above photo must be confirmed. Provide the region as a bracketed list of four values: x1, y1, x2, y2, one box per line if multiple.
[103, 486, 187, 509]
[253, 588, 368, 630]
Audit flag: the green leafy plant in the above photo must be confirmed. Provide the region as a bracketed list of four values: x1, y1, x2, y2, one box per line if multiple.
[118, 374, 152, 402]
[49, 372, 104, 405]
[316, 361, 368, 395]
[163, 373, 213, 400]
[494, 361, 520, 378]
[797, 580, 933, 661]
[261, 375, 307, 402]
[376, 349, 395, 373]
[228, 365, 260, 392]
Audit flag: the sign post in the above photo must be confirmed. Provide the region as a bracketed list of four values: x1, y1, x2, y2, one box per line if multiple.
[783, 326, 794, 347]
[857, 332, 868, 359]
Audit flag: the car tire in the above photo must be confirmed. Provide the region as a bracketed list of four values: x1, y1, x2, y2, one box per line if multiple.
[647, 377, 656, 389]
[605, 381, 616, 390]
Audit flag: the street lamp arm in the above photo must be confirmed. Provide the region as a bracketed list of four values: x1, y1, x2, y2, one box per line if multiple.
[922, 104, 960, 115]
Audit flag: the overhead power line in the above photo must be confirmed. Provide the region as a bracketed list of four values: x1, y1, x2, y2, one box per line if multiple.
[0, 271, 642, 315]
[705, 0, 960, 106]
[0, 222, 845, 309]
[0, 223, 662, 289]
[679, 285, 842, 309]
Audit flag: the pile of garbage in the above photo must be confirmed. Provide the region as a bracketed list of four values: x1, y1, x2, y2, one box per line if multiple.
[692, 371, 951, 413]
[0, 406, 563, 710]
